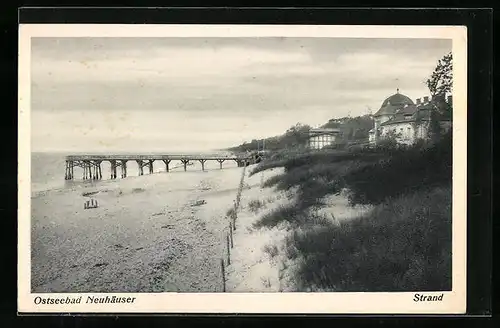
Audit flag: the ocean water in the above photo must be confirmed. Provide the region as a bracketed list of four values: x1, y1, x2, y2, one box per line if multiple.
[31, 152, 69, 193]
[30, 150, 237, 193]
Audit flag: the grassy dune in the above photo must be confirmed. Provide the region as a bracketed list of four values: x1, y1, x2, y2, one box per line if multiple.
[285, 187, 452, 292]
[251, 132, 452, 292]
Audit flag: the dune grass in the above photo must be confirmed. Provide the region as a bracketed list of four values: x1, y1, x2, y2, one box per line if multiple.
[248, 199, 266, 213]
[284, 186, 452, 292]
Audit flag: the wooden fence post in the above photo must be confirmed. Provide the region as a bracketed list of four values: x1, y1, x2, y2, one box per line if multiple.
[232, 209, 237, 230]
[229, 222, 234, 248]
[226, 233, 231, 265]
[220, 258, 226, 292]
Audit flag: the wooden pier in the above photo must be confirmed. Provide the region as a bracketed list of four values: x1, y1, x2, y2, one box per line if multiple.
[64, 153, 260, 181]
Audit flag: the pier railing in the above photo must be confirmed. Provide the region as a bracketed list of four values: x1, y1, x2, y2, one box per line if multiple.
[65, 154, 251, 161]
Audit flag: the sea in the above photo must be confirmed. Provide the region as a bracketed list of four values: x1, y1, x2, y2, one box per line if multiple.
[30, 150, 235, 193]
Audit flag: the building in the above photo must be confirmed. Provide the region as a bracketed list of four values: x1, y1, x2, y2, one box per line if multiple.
[369, 89, 452, 146]
[308, 128, 342, 149]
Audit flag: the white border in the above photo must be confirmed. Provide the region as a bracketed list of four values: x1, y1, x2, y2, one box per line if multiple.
[18, 24, 467, 314]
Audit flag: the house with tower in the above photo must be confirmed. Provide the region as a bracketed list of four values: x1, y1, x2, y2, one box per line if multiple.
[368, 89, 452, 146]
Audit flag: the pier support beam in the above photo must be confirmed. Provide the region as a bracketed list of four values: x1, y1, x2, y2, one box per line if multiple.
[83, 161, 92, 180]
[97, 161, 102, 180]
[136, 160, 144, 176]
[162, 159, 171, 172]
[87, 161, 92, 180]
[121, 160, 127, 178]
[181, 159, 189, 172]
[92, 161, 99, 180]
[110, 160, 117, 179]
[65, 161, 71, 180]
[148, 160, 154, 174]
[216, 159, 225, 169]
[199, 159, 206, 171]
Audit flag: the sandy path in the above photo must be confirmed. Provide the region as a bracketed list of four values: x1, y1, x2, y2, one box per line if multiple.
[224, 168, 372, 292]
[224, 167, 292, 292]
[31, 161, 242, 293]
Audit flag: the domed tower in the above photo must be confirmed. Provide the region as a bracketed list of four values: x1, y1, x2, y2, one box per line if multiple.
[373, 89, 415, 137]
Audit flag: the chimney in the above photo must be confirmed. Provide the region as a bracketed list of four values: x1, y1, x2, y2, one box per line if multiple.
[423, 96, 429, 103]
[416, 98, 421, 105]
[447, 95, 453, 106]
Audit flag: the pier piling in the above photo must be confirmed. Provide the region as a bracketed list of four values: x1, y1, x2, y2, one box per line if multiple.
[181, 159, 189, 172]
[121, 160, 127, 178]
[110, 160, 118, 179]
[136, 160, 144, 176]
[148, 160, 154, 174]
[199, 159, 206, 171]
[162, 159, 171, 172]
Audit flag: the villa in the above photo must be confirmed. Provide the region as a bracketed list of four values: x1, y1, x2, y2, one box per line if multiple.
[369, 89, 452, 146]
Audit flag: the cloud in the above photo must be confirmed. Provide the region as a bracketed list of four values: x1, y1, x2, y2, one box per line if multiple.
[32, 44, 310, 84]
[29, 37, 452, 152]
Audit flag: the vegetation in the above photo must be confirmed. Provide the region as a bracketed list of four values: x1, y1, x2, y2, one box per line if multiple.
[227, 123, 312, 153]
[426, 51, 453, 144]
[251, 129, 452, 291]
[425, 51, 453, 97]
[227, 115, 374, 154]
[248, 199, 266, 213]
[321, 114, 374, 145]
[226, 207, 236, 219]
[285, 186, 451, 292]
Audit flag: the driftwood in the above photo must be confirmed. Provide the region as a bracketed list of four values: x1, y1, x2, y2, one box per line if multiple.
[191, 199, 207, 207]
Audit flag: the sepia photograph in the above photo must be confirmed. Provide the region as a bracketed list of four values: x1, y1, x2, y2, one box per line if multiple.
[18, 24, 467, 313]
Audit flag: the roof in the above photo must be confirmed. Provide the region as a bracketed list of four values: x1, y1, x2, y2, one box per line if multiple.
[309, 128, 341, 134]
[380, 101, 451, 127]
[310, 128, 341, 132]
[373, 92, 415, 117]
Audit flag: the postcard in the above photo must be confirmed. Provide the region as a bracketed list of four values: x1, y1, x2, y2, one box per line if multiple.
[18, 23, 467, 314]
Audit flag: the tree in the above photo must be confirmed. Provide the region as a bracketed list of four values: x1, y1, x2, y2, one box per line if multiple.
[425, 52, 453, 97]
[426, 52, 453, 144]
[427, 109, 442, 144]
[377, 129, 400, 151]
[284, 123, 311, 148]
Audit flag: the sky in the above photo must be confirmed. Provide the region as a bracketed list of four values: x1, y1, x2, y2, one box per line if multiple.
[30, 37, 452, 153]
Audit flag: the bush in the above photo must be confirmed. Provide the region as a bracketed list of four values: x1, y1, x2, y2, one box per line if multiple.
[248, 199, 265, 213]
[261, 174, 284, 188]
[253, 204, 302, 229]
[343, 133, 452, 205]
[226, 207, 236, 218]
[253, 204, 333, 229]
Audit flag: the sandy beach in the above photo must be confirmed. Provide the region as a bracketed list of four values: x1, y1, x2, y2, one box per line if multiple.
[31, 160, 247, 293]
[31, 157, 370, 293]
